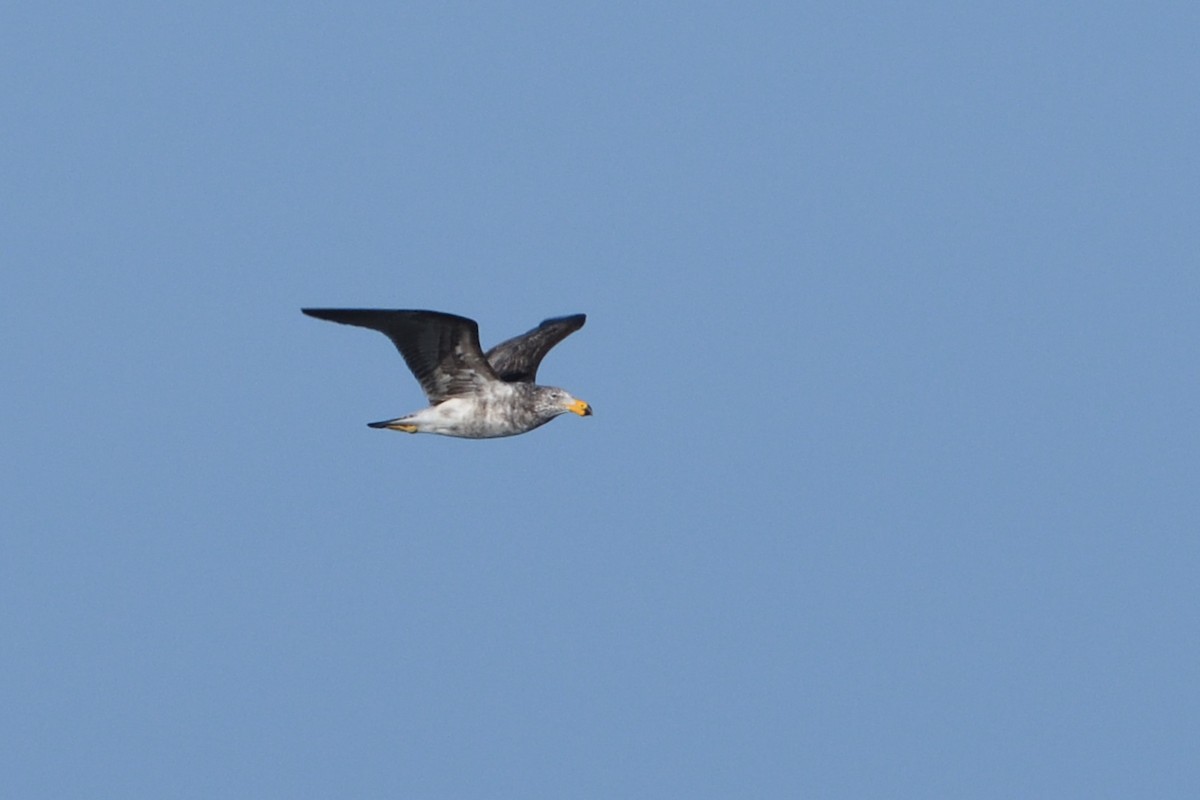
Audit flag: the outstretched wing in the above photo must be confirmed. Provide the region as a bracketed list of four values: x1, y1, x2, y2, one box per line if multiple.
[484, 314, 586, 383]
[302, 309, 500, 403]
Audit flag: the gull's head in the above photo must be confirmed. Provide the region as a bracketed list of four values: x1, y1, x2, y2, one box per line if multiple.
[541, 387, 592, 418]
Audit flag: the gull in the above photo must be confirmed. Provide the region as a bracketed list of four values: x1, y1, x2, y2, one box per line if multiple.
[302, 308, 592, 438]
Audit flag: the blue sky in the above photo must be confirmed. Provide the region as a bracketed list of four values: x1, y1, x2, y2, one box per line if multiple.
[3, 3, 1198, 797]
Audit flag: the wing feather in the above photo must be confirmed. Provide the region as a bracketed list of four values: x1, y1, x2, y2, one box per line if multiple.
[484, 314, 586, 383]
[302, 309, 499, 402]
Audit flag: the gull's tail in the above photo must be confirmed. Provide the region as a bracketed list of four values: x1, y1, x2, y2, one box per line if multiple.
[367, 417, 418, 433]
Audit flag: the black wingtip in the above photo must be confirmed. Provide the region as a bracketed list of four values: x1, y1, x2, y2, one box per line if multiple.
[540, 313, 586, 329]
[366, 420, 390, 429]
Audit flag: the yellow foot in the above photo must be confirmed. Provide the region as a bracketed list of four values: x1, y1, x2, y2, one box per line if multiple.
[390, 423, 418, 434]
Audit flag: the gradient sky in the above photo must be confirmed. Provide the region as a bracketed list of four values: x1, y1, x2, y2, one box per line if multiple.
[4, 3, 1198, 797]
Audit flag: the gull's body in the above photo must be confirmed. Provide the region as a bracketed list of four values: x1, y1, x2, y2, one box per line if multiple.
[302, 308, 591, 439]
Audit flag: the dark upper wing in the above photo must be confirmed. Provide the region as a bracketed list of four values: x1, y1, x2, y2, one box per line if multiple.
[302, 309, 500, 402]
[484, 314, 586, 383]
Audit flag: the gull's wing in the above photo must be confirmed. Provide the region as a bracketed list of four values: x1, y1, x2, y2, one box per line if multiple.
[484, 314, 586, 383]
[302, 309, 500, 403]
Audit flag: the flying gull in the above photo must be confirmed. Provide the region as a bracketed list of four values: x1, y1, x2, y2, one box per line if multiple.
[302, 308, 592, 438]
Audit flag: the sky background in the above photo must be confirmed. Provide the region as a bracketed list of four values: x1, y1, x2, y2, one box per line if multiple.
[3, 2, 1198, 797]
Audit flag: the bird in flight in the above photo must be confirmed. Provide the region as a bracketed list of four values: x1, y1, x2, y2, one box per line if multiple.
[302, 308, 592, 439]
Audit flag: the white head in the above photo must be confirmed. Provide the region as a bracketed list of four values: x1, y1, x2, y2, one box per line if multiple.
[538, 387, 592, 418]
